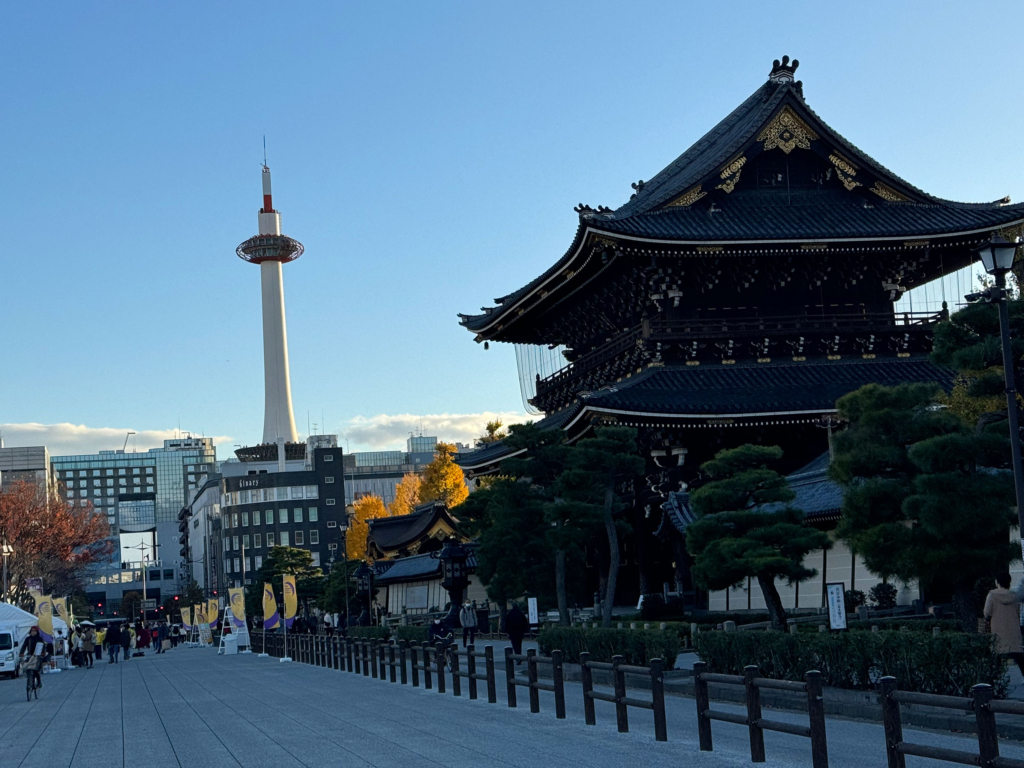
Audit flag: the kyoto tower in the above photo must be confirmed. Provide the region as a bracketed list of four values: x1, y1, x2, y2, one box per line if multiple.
[236, 165, 303, 445]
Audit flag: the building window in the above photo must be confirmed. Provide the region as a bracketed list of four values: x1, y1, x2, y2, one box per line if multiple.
[118, 469, 125, 476]
[120, 479, 126, 487]
[308, 507, 318, 522]
[310, 552, 320, 567]
[232, 536, 239, 550]
[267, 533, 274, 547]
[324, 454, 334, 462]
[145, 467, 153, 474]
[149, 570, 161, 581]
[306, 486, 318, 498]
[291, 486, 304, 500]
[133, 468, 140, 475]
[326, 499, 336, 506]
[277, 487, 289, 501]
[245, 557, 251, 573]
[326, 521, 336, 528]
[293, 508, 303, 523]
[253, 510, 261, 526]
[255, 555, 263, 569]
[106, 469, 113, 476]
[279, 509, 288, 524]
[68, 490, 75, 498]
[266, 510, 273, 524]
[232, 514, 238, 528]
[279, 532, 289, 547]
[309, 530, 319, 545]
[243, 535, 250, 549]
[223, 539, 230, 552]
[254, 534, 262, 548]
[79, 480, 86, 488]
[106, 479, 113, 487]
[241, 512, 249, 526]
[163, 569, 173, 580]
[234, 558, 240, 572]
[294, 531, 304, 545]
[325, 477, 335, 484]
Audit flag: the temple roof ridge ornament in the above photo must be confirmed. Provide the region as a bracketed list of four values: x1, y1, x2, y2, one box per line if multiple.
[769, 56, 799, 84]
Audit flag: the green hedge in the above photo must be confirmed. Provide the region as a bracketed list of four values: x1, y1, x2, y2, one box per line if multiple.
[693, 630, 1008, 697]
[537, 627, 682, 670]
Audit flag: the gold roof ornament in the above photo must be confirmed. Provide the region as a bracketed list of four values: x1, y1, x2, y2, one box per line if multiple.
[716, 157, 747, 194]
[870, 181, 912, 203]
[757, 106, 819, 154]
[828, 153, 862, 191]
[666, 185, 707, 208]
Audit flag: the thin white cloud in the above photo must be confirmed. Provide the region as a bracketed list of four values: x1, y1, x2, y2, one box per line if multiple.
[0, 423, 233, 458]
[339, 412, 530, 452]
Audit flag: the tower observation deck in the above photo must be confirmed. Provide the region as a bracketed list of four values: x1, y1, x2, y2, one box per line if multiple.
[237, 165, 303, 446]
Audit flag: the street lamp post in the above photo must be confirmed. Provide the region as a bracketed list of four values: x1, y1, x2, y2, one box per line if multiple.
[1, 538, 13, 603]
[968, 234, 1024, 557]
[438, 538, 470, 628]
[354, 561, 373, 627]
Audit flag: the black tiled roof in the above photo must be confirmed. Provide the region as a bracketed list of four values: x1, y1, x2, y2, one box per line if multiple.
[577, 357, 953, 416]
[454, 405, 580, 470]
[366, 501, 454, 552]
[374, 551, 480, 584]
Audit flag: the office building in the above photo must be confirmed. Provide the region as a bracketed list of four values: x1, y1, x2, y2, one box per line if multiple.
[51, 437, 216, 615]
[0, 446, 53, 493]
[342, 435, 438, 506]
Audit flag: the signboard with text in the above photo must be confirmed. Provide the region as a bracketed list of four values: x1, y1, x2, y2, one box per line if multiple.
[527, 597, 539, 626]
[826, 583, 847, 630]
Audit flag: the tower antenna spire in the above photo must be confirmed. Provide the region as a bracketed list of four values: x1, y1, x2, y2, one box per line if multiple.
[263, 136, 267, 168]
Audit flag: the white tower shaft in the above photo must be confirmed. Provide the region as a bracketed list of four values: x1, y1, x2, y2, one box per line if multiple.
[257, 166, 298, 445]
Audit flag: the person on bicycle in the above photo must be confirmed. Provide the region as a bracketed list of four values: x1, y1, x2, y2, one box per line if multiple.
[20, 626, 46, 690]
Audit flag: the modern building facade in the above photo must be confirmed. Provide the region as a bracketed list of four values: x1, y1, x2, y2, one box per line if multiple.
[219, 436, 346, 587]
[51, 437, 216, 615]
[179, 474, 224, 599]
[342, 435, 438, 506]
[236, 165, 303, 446]
[0, 445, 52, 493]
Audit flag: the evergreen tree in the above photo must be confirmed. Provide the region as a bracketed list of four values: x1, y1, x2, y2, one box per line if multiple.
[686, 445, 830, 631]
[244, 546, 323, 619]
[831, 382, 1018, 630]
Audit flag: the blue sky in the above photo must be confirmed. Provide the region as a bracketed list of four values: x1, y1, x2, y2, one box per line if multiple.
[3, 1, 1023, 458]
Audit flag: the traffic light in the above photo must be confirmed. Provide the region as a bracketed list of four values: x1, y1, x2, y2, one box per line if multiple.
[173, 595, 179, 601]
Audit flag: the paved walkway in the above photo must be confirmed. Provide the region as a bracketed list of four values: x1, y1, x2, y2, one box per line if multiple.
[1, 647, 1023, 767]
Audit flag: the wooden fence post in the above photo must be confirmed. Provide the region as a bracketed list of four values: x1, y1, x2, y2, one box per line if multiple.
[399, 641, 408, 685]
[435, 642, 446, 694]
[485, 646, 496, 704]
[878, 677, 905, 768]
[805, 670, 828, 768]
[347, 640, 354, 673]
[694, 662, 712, 751]
[451, 648, 462, 697]
[650, 658, 667, 742]
[505, 647, 517, 708]
[744, 665, 765, 762]
[613, 655, 628, 733]
[379, 641, 387, 680]
[527, 649, 540, 713]
[423, 645, 433, 690]
[552, 650, 565, 720]
[580, 652, 595, 726]
[410, 644, 420, 687]
[973, 684, 999, 767]
[370, 642, 378, 679]
[388, 643, 397, 682]
[467, 645, 478, 700]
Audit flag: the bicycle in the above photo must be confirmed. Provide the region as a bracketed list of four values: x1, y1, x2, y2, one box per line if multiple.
[22, 656, 41, 701]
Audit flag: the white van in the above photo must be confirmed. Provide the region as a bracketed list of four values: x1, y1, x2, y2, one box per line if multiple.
[0, 629, 20, 679]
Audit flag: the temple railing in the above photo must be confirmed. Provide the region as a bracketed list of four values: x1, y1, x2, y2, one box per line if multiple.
[531, 310, 946, 409]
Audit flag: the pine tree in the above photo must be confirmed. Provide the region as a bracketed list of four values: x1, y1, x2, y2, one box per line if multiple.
[686, 445, 830, 631]
[832, 382, 1018, 630]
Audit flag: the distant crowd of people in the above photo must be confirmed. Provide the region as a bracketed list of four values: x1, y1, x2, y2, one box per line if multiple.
[55, 620, 186, 667]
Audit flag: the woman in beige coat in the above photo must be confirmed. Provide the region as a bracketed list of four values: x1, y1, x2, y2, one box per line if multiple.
[984, 573, 1024, 675]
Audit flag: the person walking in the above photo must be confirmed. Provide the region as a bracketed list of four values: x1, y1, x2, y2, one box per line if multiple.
[106, 623, 122, 663]
[156, 622, 168, 654]
[80, 626, 95, 668]
[504, 604, 529, 661]
[459, 601, 478, 647]
[985, 573, 1024, 675]
[120, 623, 132, 660]
[95, 626, 105, 663]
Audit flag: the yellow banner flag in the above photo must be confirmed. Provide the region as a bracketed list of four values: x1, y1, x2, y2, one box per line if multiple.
[263, 583, 280, 630]
[283, 574, 297, 628]
[52, 597, 68, 624]
[229, 587, 246, 629]
[182, 605, 192, 631]
[207, 599, 219, 630]
[37, 595, 54, 643]
[193, 603, 205, 627]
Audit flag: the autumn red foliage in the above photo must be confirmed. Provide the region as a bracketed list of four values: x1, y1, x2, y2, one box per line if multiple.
[0, 481, 113, 608]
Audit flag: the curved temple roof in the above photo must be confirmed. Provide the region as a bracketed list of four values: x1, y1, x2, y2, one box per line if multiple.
[460, 59, 1024, 337]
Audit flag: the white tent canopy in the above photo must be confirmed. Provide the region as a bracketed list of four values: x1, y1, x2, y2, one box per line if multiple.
[0, 602, 38, 631]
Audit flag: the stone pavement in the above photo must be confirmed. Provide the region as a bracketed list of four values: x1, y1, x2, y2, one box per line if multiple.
[1, 647, 1023, 768]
